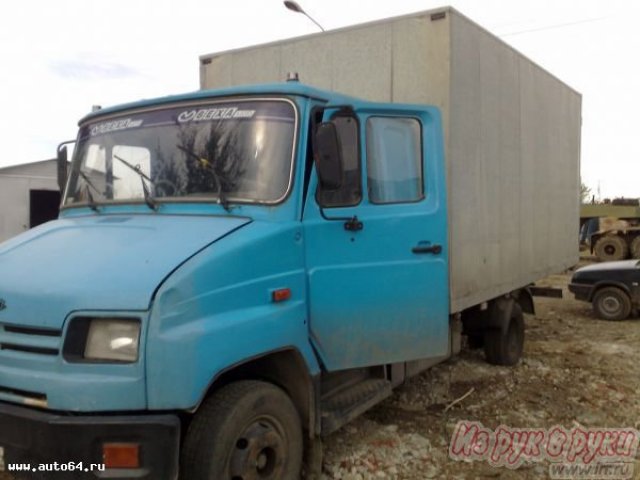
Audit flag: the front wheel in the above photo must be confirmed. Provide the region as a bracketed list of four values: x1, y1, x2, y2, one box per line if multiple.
[181, 380, 303, 480]
[592, 287, 631, 321]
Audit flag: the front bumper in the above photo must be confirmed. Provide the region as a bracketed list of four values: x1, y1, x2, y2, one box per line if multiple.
[568, 282, 593, 302]
[0, 402, 179, 479]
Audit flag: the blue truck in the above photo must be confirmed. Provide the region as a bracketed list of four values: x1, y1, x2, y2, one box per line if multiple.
[0, 9, 580, 480]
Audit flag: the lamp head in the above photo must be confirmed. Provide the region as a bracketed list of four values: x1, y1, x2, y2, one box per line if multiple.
[284, 1, 304, 13]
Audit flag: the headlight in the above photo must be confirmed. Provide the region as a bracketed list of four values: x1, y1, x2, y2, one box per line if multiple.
[84, 319, 141, 362]
[64, 317, 141, 363]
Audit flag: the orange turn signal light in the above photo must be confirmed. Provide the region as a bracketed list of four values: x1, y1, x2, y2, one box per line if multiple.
[103, 443, 140, 469]
[272, 288, 292, 303]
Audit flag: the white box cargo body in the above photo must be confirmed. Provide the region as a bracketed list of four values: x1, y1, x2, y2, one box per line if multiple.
[200, 7, 581, 313]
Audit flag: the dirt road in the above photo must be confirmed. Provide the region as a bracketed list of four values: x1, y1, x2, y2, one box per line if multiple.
[2, 257, 639, 479]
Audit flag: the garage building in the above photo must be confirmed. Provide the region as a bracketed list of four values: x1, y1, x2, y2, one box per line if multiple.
[0, 159, 61, 243]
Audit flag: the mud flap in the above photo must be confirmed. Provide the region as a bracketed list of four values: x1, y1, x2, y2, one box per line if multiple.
[303, 436, 324, 480]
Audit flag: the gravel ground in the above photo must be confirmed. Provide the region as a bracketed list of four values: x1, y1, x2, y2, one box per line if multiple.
[2, 256, 639, 479]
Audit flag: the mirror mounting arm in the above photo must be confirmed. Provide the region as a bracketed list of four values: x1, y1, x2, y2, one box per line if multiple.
[56, 139, 76, 193]
[319, 207, 363, 231]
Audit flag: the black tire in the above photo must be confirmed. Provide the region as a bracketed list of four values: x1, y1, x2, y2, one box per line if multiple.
[483, 304, 524, 366]
[594, 235, 629, 262]
[181, 380, 303, 480]
[630, 236, 640, 259]
[592, 287, 631, 321]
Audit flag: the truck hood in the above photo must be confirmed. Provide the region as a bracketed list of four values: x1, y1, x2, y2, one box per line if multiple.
[0, 214, 250, 329]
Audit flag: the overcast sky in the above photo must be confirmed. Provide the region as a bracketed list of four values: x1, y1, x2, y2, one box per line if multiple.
[1, 0, 638, 199]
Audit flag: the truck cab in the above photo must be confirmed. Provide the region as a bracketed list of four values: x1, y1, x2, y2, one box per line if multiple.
[0, 82, 518, 479]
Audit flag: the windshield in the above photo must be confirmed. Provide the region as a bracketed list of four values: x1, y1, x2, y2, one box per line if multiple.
[64, 99, 296, 207]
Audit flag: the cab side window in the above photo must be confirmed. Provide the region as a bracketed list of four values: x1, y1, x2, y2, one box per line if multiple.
[366, 117, 423, 204]
[316, 115, 362, 207]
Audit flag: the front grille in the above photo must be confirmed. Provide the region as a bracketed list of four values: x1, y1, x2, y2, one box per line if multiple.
[0, 343, 59, 355]
[0, 384, 48, 408]
[4, 325, 61, 337]
[0, 323, 62, 357]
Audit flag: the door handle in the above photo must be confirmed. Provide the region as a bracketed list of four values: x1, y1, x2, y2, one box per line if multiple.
[412, 244, 442, 255]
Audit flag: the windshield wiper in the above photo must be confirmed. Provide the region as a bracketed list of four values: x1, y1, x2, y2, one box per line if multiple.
[113, 154, 152, 182]
[78, 170, 101, 212]
[140, 175, 158, 211]
[176, 145, 231, 212]
[113, 154, 158, 211]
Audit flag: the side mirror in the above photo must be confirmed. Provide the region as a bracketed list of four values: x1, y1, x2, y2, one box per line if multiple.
[57, 145, 68, 192]
[313, 122, 343, 191]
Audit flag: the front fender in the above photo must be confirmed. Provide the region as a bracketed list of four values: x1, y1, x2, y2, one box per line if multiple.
[147, 301, 319, 410]
[144, 222, 320, 410]
[590, 281, 634, 302]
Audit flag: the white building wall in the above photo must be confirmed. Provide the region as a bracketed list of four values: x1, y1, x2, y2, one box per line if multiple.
[0, 160, 59, 243]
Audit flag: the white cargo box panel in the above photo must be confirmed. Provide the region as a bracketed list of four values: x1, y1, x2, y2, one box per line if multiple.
[200, 7, 581, 313]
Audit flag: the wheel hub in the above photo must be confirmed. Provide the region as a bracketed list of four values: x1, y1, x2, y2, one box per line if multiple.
[601, 296, 621, 314]
[229, 420, 285, 480]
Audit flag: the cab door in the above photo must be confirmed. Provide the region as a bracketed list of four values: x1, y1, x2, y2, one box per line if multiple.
[303, 104, 450, 371]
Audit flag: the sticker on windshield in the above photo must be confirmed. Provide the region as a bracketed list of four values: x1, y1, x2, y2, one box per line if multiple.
[90, 118, 144, 136]
[177, 107, 256, 123]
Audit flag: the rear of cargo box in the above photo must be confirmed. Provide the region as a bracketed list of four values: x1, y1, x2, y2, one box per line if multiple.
[200, 7, 581, 313]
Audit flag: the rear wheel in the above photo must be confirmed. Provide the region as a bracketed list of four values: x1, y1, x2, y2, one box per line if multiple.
[592, 287, 631, 321]
[630, 236, 640, 259]
[484, 303, 524, 366]
[181, 380, 303, 480]
[594, 235, 629, 262]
